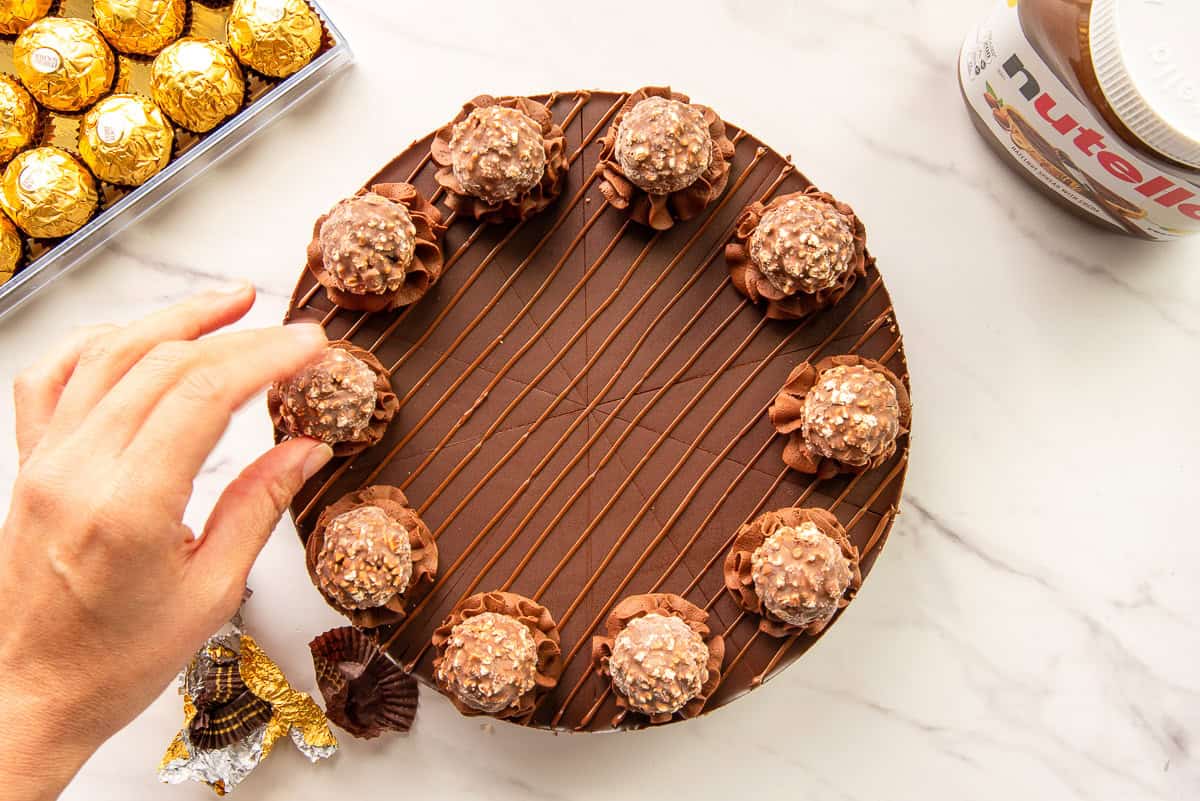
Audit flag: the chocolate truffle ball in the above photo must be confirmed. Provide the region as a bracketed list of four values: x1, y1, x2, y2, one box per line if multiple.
[609, 613, 709, 716]
[614, 96, 712, 195]
[315, 505, 412, 610]
[274, 348, 377, 446]
[449, 105, 547, 204]
[802, 364, 901, 467]
[435, 611, 538, 714]
[750, 521, 853, 628]
[319, 193, 417, 295]
[749, 195, 856, 295]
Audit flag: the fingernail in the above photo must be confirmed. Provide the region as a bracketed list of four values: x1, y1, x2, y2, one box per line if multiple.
[287, 323, 328, 346]
[214, 279, 252, 296]
[302, 442, 334, 480]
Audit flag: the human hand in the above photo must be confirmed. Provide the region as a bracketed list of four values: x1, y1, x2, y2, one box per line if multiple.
[0, 285, 331, 801]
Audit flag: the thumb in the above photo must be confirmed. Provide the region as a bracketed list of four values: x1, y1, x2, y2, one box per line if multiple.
[191, 437, 333, 610]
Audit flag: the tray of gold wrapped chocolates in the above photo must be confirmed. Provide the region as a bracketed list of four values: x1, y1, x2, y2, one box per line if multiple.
[0, 0, 351, 318]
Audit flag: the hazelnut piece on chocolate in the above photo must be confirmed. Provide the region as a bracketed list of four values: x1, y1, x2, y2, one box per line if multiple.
[803, 363, 901, 467]
[315, 505, 413, 610]
[608, 612, 710, 716]
[273, 347, 377, 446]
[449, 105, 547, 205]
[319, 192, 417, 296]
[435, 611, 538, 714]
[614, 96, 712, 195]
[749, 195, 856, 295]
[750, 521, 853, 630]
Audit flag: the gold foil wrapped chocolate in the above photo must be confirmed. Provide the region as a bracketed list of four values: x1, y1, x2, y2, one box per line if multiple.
[94, 0, 188, 56]
[13, 18, 115, 113]
[0, 147, 98, 239]
[0, 213, 21, 286]
[159, 625, 337, 795]
[151, 38, 246, 133]
[0, 0, 51, 36]
[0, 76, 38, 166]
[79, 94, 174, 186]
[227, 0, 323, 78]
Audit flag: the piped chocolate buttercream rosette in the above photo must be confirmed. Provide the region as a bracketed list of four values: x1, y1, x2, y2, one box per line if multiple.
[770, 354, 911, 479]
[726, 188, 869, 320]
[431, 591, 562, 720]
[595, 86, 735, 231]
[305, 485, 437, 628]
[309, 626, 418, 739]
[724, 507, 862, 639]
[591, 593, 724, 726]
[305, 182, 445, 312]
[431, 94, 568, 223]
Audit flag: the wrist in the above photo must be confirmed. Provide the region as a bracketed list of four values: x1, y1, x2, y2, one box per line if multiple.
[0, 661, 102, 801]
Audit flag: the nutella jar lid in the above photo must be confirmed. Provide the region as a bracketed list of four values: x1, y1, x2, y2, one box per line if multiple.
[1090, 0, 1200, 168]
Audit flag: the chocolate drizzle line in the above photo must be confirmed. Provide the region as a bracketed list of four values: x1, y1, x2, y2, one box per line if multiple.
[283, 91, 910, 731]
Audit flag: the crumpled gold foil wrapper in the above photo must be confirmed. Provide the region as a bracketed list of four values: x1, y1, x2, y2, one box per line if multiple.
[227, 0, 322, 78]
[0, 147, 98, 239]
[159, 628, 337, 795]
[0, 0, 51, 36]
[0, 213, 22, 286]
[13, 18, 115, 113]
[151, 38, 246, 133]
[0, 75, 38, 166]
[79, 94, 174, 186]
[94, 0, 188, 56]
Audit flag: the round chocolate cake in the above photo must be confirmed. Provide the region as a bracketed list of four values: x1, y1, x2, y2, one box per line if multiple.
[281, 90, 910, 732]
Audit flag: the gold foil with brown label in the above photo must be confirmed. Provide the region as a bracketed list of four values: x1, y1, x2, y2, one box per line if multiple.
[79, 94, 174, 186]
[13, 18, 115, 112]
[0, 147, 98, 238]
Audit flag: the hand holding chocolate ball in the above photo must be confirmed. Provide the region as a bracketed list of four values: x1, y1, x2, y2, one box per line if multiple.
[0, 287, 331, 801]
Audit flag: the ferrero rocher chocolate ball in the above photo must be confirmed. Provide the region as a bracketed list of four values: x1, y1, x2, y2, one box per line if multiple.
[226, 0, 323, 78]
[79, 94, 174, 187]
[449, 106, 547, 204]
[315, 505, 412, 610]
[802, 364, 901, 467]
[609, 613, 709, 716]
[273, 347, 377, 446]
[749, 195, 856, 295]
[750, 521, 853, 628]
[14, 18, 115, 113]
[0, 0, 51, 36]
[319, 193, 416, 295]
[151, 38, 245, 133]
[93, 0, 187, 56]
[0, 147, 98, 239]
[0, 213, 21, 285]
[435, 611, 538, 714]
[0, 76, 38, 166]
[614, 96, 712, 195]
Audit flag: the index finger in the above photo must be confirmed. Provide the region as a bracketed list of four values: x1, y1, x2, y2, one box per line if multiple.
[99, 324, 328, 482]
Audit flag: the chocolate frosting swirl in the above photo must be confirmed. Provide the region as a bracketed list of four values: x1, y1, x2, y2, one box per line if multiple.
[769, 355, 911, 479]
[305, 182, 445, 312]
[431, 95, 568, 223]
[268, 340, 399, 457]
[726, 188, 869, 320]
[305, 485, 437, 628]
[431, 591, 563, 720]
[595, 87, 735, 231]
[590, 593, 724, 726]
[723, 507, 862, 638]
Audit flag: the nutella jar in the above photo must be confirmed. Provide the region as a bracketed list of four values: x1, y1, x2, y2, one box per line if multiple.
[960, 0, 1199, 240]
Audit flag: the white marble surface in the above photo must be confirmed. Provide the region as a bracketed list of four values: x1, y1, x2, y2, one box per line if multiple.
[0, 0, 1197, 799]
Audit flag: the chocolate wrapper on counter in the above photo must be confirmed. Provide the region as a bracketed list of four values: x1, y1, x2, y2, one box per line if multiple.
[159, 622, 337, 795]
[309, 626, 418, 739]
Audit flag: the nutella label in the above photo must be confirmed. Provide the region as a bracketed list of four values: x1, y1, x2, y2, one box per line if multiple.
[960, 2, 1200, 239]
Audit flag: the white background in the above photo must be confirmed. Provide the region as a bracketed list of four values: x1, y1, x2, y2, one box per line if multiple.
[0, 1, 1197, 799]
